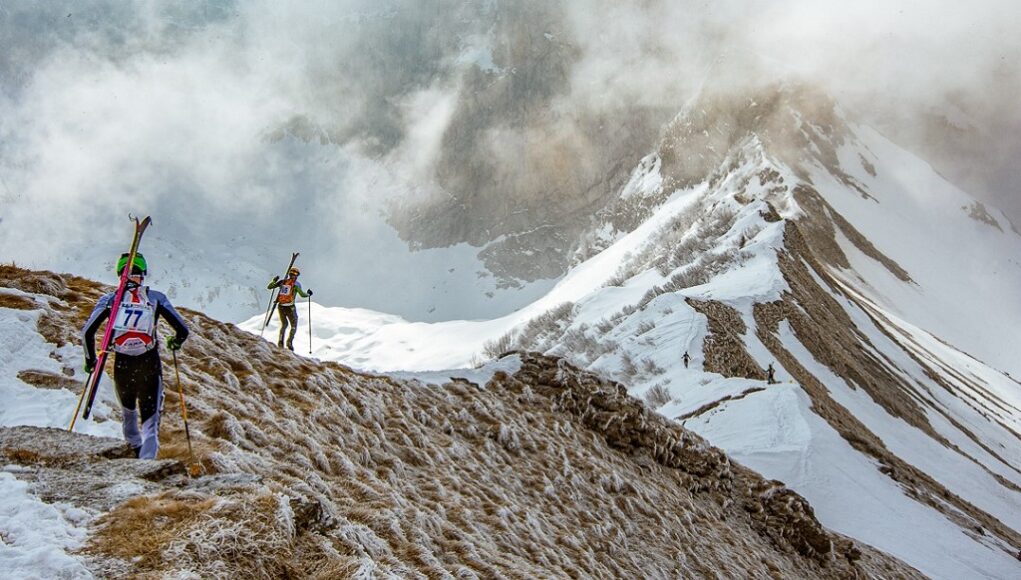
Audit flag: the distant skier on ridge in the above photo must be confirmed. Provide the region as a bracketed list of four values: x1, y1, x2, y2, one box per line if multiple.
[267, 266, 312, 351]
[82, 252, 189, 459]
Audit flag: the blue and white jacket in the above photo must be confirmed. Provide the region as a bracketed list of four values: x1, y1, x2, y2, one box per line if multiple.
[82, 284, 189, 361]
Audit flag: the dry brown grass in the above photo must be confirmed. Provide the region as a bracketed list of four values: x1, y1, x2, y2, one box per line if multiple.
[687, 298, 766, 380]
[86, 491, 295, 578]
[643, 383, 673, 408]
[85, 493, 218, 569]
[2, 448, 44, 464]
[162, 492, 295, 578]
[0, 293, 36, 309]
[0, 265, 72, 297]
[17, 369, 79, 391]
[157, 437, 217, 476]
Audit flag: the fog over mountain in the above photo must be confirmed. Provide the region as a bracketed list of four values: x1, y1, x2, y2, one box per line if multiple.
[1, 1, 1018, 320]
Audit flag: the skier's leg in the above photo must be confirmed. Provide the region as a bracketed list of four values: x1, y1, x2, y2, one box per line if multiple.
[135, 349, 164, 459]
[138, 381, 163, 460]
[277, 305, 288, 347]
[286, 307, 298, 350]
[113, 355, 142, 453]
[121, 409, 141, 454]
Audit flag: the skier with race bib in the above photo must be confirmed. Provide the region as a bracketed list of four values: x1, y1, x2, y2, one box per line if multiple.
[267, 266, 312, 351]
[82, 252, 189, 459]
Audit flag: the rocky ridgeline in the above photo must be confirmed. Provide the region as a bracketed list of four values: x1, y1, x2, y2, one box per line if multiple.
[0, 266, 921, 578]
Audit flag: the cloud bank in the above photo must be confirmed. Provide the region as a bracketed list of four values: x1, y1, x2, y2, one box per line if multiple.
[1, 0, 1017, 318]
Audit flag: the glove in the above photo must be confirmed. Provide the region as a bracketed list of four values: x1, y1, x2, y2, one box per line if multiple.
[271, 275, 280, 283]
[307, 289, 313, 297]
[84, 357, 96, 374]
[166, 336, 184, 351]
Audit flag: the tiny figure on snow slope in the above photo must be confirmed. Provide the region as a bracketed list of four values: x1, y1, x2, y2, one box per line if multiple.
[766, 362, 778, 385]
[82, 253, 189, 459]
[267, 266, 312, 351]
[682, 351, 690, 369]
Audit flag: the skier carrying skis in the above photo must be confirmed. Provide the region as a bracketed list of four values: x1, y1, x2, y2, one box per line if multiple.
[767, 362, 777, 385]
[267, 266, 312, 351]
[82, 253, 189, 459]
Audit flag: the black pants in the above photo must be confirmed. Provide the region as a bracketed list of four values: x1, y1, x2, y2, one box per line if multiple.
[278, 304, 298, 348]
[113, 347, 164, 458]
[114, 348, 162, 423]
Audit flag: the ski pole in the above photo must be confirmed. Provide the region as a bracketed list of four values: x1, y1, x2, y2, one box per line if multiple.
[172, 349, 200, 477]
[68, 365, 92, 431]
[69, 348, 109, 431]
[308, 297, 313, 355]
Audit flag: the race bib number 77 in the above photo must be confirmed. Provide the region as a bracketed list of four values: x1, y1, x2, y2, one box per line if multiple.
[112, 304, 156, 335]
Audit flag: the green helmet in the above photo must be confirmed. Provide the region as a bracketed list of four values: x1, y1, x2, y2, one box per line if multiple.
[116, 252, 148, 276]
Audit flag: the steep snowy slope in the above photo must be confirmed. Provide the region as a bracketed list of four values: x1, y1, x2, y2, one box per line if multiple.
[242, 84, 1021, 578]
[0, 266, 921, 578]
[809, 124, 1021, 378]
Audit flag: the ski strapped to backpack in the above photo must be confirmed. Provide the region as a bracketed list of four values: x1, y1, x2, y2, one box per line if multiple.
[69, 215, 152, 431]
[260, 252, 299, 335]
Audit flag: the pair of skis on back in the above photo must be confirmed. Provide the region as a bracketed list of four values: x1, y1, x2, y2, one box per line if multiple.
[260, 252, 299, 332]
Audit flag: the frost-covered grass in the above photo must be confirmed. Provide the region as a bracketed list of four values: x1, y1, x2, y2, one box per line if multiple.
[230, 116, 1021, 579]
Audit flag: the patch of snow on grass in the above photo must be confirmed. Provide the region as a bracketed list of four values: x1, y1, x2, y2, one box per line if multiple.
[0, 471, 93, 579]
[0, 300, 119, 437]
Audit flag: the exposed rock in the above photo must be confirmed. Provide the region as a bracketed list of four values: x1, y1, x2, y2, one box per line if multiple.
[0, 426, 185, 514]
[790, 185, 912, 282]
[687, 298, 767, 380]
[964, 201, 1003, 231]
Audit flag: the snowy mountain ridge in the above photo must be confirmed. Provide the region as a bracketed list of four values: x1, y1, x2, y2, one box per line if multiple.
[241, 84, 1021, 578]
[0, 266, 921, 577]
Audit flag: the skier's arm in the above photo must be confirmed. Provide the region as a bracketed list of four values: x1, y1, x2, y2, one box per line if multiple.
[153, 292, 190, 345]
[266, 276, 281, 290]
[293, 281, 311, 298]
[81, 294, 113, 365]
